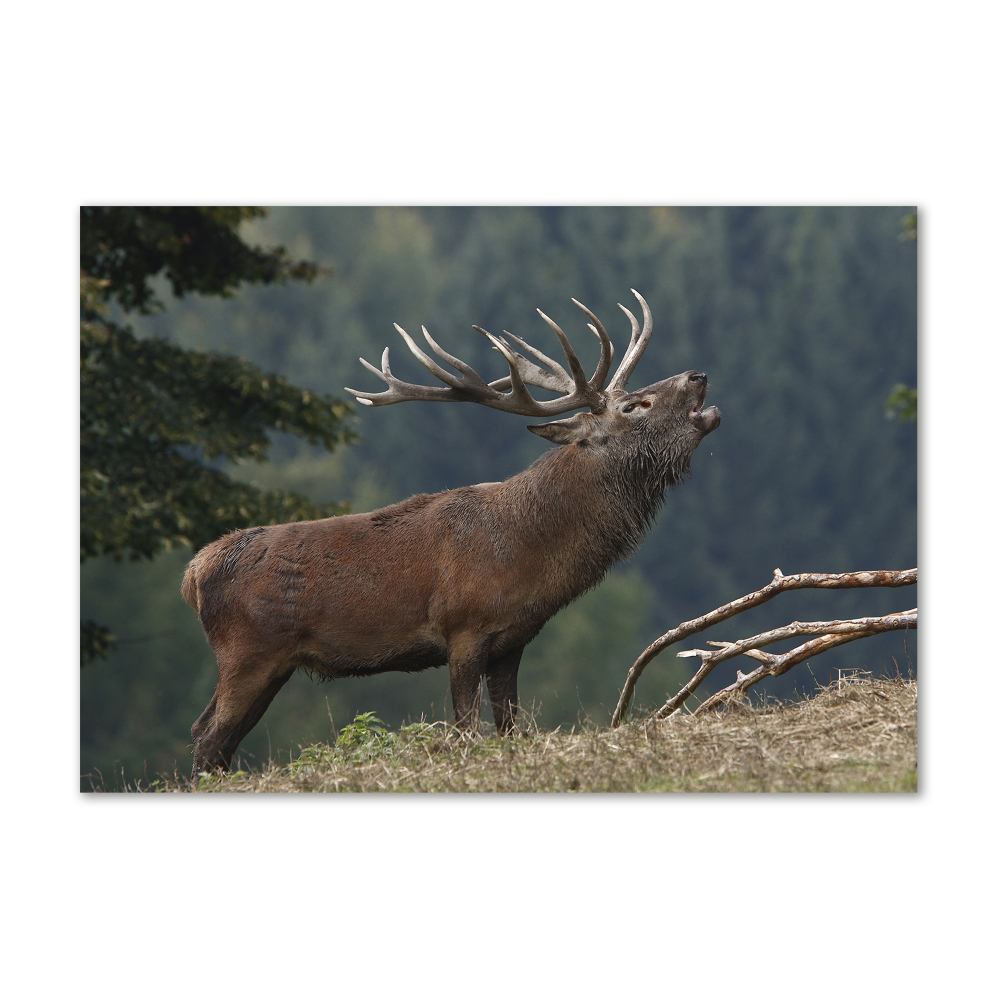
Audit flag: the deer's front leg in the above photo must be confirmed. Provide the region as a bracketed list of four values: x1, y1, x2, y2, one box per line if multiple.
[447, 634, 489, 732]
[486, 646, 522, 736]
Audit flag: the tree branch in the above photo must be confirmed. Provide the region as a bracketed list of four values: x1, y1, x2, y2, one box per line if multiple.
[646, 611, 917, 721]
[611, 568, 917, 726]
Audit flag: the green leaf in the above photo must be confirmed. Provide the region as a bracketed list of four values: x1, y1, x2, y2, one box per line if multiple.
[884, 383, 917, 422]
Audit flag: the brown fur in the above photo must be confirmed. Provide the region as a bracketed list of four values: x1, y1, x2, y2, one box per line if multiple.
[184, 371, 719, 774]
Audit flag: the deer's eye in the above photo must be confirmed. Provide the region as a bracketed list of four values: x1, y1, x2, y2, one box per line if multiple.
[623, 399, 651, 414]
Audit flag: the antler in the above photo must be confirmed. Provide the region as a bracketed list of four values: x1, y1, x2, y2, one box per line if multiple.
[345, 289, 653, 417]
[607, 288, 652, 395]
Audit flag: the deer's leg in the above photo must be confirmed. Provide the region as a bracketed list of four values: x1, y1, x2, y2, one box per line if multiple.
[485, 646, 523, 736]
[447, 634, 490, 733]
[191, 655, 294, 777]
[191, 689, 219, 743]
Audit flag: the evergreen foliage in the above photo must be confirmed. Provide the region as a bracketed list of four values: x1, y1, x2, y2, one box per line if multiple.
[80, 207, 322, 313]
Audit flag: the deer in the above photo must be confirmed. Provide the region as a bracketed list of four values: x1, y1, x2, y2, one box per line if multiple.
[182, 289, 720, 775]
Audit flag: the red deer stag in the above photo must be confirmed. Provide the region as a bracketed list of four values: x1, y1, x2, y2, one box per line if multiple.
[183, 289, 720, 774]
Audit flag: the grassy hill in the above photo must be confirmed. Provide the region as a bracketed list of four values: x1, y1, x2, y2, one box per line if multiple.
[98, 676, 916, 794]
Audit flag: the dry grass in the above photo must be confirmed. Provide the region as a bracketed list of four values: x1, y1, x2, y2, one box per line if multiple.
[149, 676, 916, 794]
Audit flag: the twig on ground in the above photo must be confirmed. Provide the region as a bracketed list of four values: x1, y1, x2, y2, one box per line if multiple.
[612, 567, 916, 727]
[647, 610, 917, 721]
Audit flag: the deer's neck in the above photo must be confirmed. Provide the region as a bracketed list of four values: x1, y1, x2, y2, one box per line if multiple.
[493, 439, 680, 590]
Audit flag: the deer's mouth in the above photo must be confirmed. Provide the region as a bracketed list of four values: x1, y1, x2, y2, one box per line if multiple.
[688, 381, 708, 419]
[688, 383, 721, 434]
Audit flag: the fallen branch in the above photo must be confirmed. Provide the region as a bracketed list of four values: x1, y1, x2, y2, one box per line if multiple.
[646, 610, 917, 721]
[611, 567, 917, 726]
[692, 633, 881, 715]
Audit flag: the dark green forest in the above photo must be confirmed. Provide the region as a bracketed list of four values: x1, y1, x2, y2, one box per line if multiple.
[80, 207, 916, 787]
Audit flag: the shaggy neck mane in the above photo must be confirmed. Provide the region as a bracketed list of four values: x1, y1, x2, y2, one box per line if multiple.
[499, 433, 692, 595]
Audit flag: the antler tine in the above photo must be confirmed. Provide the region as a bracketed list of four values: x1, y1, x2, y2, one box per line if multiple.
[607, 288, 652, 393]
[536, 308, 592, 395]
[392, 323, 470, 393]
[587, 325, 615, 367]
[359, 355, 387, 380]
[420, 326, 493, 393]
[571, 298, 614, 391]
[345, 350, 390, 404]
[478, 328, 557, 413]
[502, 331, 572, 386]
[617, 304, 641, 356]
[473, 328, 571, 395]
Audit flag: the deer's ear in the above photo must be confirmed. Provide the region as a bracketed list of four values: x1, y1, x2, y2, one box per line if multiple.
[527, 412, 594, 445]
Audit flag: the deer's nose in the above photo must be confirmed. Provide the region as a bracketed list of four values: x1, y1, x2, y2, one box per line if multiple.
[688, 372, 707, 386]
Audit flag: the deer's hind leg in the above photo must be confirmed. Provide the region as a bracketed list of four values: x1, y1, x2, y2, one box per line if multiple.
[191, 652, 295, 777]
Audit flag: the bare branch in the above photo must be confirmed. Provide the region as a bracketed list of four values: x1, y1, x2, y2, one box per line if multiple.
[647, 611, 917, 722]
[611, 567, 917, 726]
[692, 631, 878, 714]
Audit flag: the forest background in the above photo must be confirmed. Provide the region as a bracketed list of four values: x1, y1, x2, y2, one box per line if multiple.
[80, 206, 917, 787]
